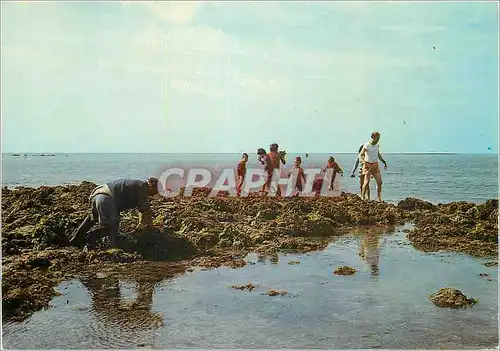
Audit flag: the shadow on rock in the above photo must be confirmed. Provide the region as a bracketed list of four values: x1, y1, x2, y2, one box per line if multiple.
[116, 228, 198, 261]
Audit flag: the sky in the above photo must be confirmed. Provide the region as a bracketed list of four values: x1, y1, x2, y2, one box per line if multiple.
[1, 1, 498, 153]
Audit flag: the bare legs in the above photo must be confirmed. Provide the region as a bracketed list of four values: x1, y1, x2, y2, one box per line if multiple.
[373, 171, 383, 202]
[361, 174, 370, 200]
[362, 173, 381, 201]
[359, 174, 370, 200]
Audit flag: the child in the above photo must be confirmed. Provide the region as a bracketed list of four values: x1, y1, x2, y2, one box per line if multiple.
[236, 153, 248, 196]
[267, 143, 285, 196]
[322, 156, 344, 191]
[257, 148, 273, 194]
[292, 156, 306, 195]
[268, 143, 286, 169]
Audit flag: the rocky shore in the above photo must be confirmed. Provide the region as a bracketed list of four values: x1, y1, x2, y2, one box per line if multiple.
[1, 183, 498, 321]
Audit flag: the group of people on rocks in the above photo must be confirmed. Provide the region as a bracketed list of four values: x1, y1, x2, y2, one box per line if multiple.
[70, 132, 387, 250]
[235, 131, 387, 201]
[235, 143, 345, 197]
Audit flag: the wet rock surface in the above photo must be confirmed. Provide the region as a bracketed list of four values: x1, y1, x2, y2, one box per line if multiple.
[267, 289, 288, 296]
[397, 197, 437, 212]
[429, 288, 477, 308]
[333, 266, 357, 276]
[1, 183, 497, 321]
[1, 247, 145, 322]
[483, 261, 498, 267]
[230, 283, 258, 291]
[401, 198, 498, 257]
[478, 273, 493, 281]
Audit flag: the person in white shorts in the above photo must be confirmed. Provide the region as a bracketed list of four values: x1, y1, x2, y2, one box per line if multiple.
[358, 132, 388, 202]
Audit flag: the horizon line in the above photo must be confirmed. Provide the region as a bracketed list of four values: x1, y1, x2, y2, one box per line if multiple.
[2, 152, 498, 155]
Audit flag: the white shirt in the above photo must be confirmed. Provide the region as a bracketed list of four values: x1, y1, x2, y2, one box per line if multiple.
[363, 142, 380, 163]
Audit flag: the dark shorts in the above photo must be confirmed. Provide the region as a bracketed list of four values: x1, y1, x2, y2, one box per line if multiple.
[91, 194, 119, 228]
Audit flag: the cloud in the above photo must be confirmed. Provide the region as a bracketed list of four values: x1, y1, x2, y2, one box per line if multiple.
[2, 1, 496, 153]
[215, 2, 313, 25]
[132, 24, 228, 58]
[166, 26, 227, 54]
[328, 2, 372, 11]
[140, 1, 201, 25]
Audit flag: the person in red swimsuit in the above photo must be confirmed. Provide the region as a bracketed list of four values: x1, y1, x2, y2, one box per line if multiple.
[322, 156, 344, 191]
[292, 156, 306, 195]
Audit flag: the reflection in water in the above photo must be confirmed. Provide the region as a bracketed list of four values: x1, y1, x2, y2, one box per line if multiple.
[359, 230, 382, 277]
[2, 227, 498, 349]
[80, 274, 164, 331]
[352, 226, 392, 277]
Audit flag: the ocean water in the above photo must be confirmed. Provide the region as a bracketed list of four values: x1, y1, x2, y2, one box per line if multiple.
[2, 226, 498, 349]
[2, 153, 498, 204]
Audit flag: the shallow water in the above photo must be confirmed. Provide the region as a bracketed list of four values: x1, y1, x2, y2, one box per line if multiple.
[2, 225, 498, 349]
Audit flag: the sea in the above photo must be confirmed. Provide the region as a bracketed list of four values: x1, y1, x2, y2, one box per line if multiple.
[2, 153, 498, 204]
[1, 153, 499, 349]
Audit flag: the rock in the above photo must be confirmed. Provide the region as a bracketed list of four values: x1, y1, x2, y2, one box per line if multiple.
[217, 225, 251, 249]
[230, 282, 257, 291]
[429, 288, 477, 308]
[397, 197, 436, 211]
[267, 289, 287, 296]
[288, 260, 300, 265]
[407, 199, 498, 258]
[478, 273, 493, 281]
[252, 209, 278, 225]
[333, 266, 356, 275]
[28, 257, 52, 268]
[1, 182, 495, 322]
[2, 262, 63, 322]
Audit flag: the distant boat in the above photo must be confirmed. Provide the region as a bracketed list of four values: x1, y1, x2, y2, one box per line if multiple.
[12, 154, 20, 157]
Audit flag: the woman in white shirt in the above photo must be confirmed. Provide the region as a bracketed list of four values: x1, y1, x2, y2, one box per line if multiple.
[358, 132, 388, 202]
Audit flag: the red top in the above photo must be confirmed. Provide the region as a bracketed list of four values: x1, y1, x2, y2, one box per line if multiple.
[325, 161, 343, 174]
[236, 160, 247, 177]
